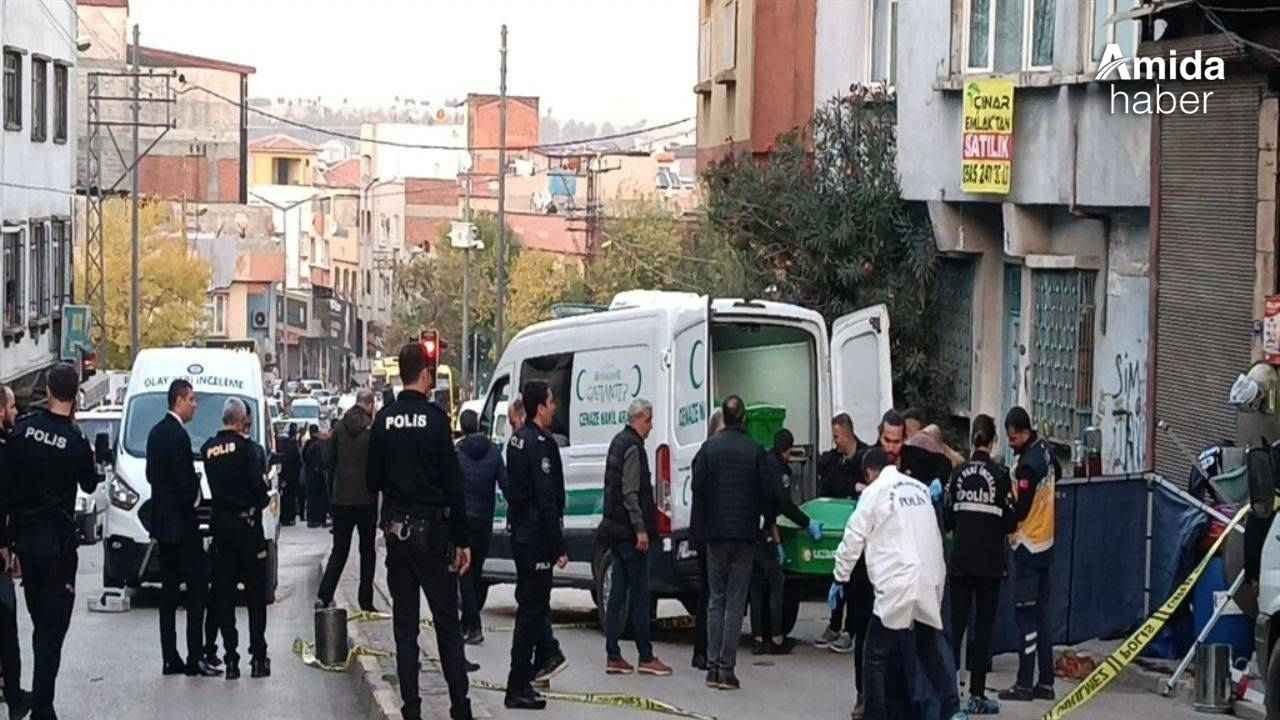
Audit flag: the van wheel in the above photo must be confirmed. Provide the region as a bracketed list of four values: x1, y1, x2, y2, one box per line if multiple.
[1267, 640, 1280, 720]
[264, 540, 279, 605]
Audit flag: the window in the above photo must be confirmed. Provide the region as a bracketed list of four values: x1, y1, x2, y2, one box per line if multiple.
[869, 0, 899, 86]
[716, 0, 737, 73]
[1092, 0, 1139, 64]
[480, 374, 511, 443]
[29, 222, 48, 320]
[365, 270, 372, 296]
[53, 64, 67, 142]
[51, 219, 68, 308]
[519, 353, 574, 443]
[212, 294, 227, 335]
[698, 20, 712, 82]
[965, 0, 1054, 73]
[3, 50, 20, 131]
[3, 230, 22, 329]
[30, 57, 46, 142]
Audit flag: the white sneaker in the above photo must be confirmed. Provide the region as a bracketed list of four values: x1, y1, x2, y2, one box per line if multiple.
[815, 628, 841, 647]
[829, 632, 854, 654]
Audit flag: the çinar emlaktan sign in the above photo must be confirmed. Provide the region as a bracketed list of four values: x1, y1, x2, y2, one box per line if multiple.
[961, 78, 1014, 195]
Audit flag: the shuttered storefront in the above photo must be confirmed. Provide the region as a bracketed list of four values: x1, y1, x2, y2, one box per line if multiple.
[1153, 79, 1264, 484]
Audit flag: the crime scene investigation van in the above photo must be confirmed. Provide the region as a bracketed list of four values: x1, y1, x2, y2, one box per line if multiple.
[474, 291, 892, 631]
[95, 348, 282, 611]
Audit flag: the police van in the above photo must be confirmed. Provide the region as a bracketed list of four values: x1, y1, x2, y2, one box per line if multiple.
[98, 348, 282, 610]
[475, 291, 891, 621]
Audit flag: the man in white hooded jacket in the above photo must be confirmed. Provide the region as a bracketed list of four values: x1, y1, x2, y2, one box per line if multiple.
[831, 447, 959, 720]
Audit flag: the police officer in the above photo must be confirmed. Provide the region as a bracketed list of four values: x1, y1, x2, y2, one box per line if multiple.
[367, 343, 472, 720]
[504, 381, 568, 710]
[201, 398, 271, 680]
[943, 414, 1016, 715]
[8, 363, 101, 720]
[0, 385, 30, 719]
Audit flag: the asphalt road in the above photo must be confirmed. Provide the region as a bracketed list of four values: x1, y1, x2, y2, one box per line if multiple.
[466, 584, 1224, 720]
[12, 526, 363, 720]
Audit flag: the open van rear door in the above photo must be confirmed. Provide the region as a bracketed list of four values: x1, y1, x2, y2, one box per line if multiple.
[830, 304, 893, 446]
[668, 296, 711, 547]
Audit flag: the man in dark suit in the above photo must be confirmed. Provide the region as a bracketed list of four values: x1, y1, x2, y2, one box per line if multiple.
[148, 379, 220, 678]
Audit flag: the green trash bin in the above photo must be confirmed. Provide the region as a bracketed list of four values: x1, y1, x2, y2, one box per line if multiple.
[745, 404, 787, 449]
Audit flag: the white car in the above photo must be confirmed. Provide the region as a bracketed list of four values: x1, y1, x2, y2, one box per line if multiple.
[300, 379, 325, 397]
[75, 406, 121, 545]
[289, 397, 323, 424]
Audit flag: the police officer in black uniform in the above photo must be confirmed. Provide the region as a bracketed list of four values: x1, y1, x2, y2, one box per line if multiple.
[504, 380, 568, 711]
[0, 384, 31, 720]
[367, 342, 472, 720]
[8, 363, 101, 720]
[201, 398, 271, 680]
[943, 414, 1017, 715]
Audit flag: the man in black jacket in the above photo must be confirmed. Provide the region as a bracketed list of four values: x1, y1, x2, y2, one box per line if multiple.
[944, 414, 1016, 715]
[504, 381, 569, 710]
[816, 413, 866, 653]
[278, 424, 302, 526]
[0, 385, 28, 719]
[317, 390, 379, 612]
[457, 407, 504, 645]
[203, 398, 272, 680]
[10, 364, 102, 720]
[751, 429, 822, 655]
[148, 379, 220, 678]
[598, 399, 672, 676]
[691, 396, 770, 691]
[303, 425, 331, 528]
[367, 344, 473, 720]
[690, 409, 723, 672]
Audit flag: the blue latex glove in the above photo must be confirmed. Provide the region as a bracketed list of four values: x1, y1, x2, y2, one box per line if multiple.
[776, 543, 785, 566]
[827, 581, 844, 610]
[806, 520, 824, 542]
[929, 478, 944, 504]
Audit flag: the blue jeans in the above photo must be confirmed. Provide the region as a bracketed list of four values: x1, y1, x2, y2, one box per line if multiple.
[605, 542, 653, 661]
[1013, 547, 1055, 690]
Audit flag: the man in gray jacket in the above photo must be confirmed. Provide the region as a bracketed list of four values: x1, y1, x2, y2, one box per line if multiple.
[317, 390, 379, 612]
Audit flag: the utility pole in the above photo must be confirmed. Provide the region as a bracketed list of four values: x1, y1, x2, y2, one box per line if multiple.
[494, 24, 508, 358]
[129, 24, 141, 362]
[461, 172, 472, 397]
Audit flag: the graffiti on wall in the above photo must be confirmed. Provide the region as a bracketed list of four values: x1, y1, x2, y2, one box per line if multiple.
[1101, 351, 1147, 472]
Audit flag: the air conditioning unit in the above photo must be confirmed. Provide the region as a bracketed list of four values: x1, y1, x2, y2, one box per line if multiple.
[252, 310, 269, 330]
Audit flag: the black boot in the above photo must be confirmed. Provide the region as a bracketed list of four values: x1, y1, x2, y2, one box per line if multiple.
[7, 689, 32, 720]
[224, 661, 240, 680]
[251, 657, 271, 678]
[449, 701, 475, 720]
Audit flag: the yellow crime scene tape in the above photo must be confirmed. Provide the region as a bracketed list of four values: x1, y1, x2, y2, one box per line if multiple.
[291, 637, 392, 672]
[421, 614, 695, 634]
[1040, 504, 1250, 720]
[461, 673, 717, 720]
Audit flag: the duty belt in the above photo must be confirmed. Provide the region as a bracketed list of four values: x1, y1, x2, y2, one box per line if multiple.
[382, 507, 448, 541]
[214, 507, 258, 527]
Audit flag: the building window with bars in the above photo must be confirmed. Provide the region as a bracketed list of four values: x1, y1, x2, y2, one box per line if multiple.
[51, 219, 68, 308]
[53, 63, 67, 143]
[29, 222, 48, 320]
[3, 50, 20, 132]
[1030, 269, 1096, 446]
[30, 57, 46, 142]
[3, 230, 22, 330]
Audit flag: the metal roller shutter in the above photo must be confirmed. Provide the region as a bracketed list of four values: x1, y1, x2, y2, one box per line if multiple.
[1153, 79, 1263, 484]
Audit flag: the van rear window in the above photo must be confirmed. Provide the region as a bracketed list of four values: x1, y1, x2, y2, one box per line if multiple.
[519, 353, 573, 443]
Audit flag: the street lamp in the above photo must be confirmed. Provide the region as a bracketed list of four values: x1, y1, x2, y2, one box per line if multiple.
[249, 190, 326, 383]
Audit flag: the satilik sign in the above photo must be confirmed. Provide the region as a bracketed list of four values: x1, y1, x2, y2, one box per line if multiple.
[961, 78, 1014, 195]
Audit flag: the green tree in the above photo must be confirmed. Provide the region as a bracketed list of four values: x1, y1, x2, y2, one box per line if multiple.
[74, 198, 212, 369]
[701, 88, 943, 409]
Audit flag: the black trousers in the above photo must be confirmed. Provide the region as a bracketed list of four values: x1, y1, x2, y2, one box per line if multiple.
[213, 516, 268, 664]
[16, 525, 78, 716]
[0, 573, 21, 703]
[280, 473, 302, 524]
[158, 533, 209, 666]
[846, 560, 873, 695]
[948, 575, 1000, 682]
[749, 540, 783, 640]
[458, 515, 492, 633]
[507, 543, 553, 695]
[318, 505, 378, 608]
[386, 520, 470, 719]
[306, 474, 330, 526]
[863, 618, 960, 720]
[693, 549, 708, 660]
[204, 539, 220, 659]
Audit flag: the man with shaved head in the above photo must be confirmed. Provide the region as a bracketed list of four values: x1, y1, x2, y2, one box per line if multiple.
[317, 389, 381, 612]
[202, 397, 272, 679]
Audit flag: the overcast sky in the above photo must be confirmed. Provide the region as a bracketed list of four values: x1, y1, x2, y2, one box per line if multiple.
[127, 0, 697, 125]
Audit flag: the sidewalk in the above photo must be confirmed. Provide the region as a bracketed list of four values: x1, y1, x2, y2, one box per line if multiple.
[328, 533, 494, 719]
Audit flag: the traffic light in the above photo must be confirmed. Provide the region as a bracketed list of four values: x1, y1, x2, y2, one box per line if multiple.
[79, 346, 97, 382]
[420, 329, 446, 367]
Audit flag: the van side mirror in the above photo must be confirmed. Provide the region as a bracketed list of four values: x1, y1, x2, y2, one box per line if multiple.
[94, 432, 113, 468]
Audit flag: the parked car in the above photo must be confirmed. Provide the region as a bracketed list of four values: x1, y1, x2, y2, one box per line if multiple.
[300, 379, 325, 397]
[74, 406, 121, 545]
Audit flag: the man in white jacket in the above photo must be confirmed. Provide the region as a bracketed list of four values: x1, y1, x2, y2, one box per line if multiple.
[831, 448, 960, 720]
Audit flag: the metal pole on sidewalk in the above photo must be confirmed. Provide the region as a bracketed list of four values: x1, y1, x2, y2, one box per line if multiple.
[129, 24, 141, 361]
[1162, 568, 1247, 695]
[494, 24, 508, 358]
[461, 173, 472, 397]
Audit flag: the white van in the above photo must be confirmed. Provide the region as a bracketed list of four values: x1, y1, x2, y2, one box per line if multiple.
[475, 291, 891, 614]
[101, 349, 282, 608]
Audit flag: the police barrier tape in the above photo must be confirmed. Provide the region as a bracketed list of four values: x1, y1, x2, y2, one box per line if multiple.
[456, 672, 717, 720]
[419, 614, 696, 634]
[291, 637, 392, 672]
[1039, 504, 1250, 720]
